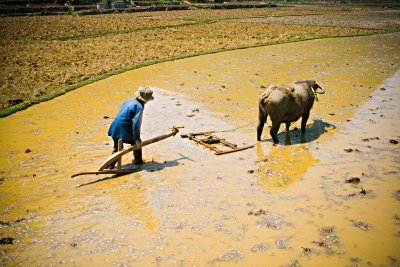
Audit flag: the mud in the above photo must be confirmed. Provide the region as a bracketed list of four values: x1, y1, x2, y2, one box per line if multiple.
[0, 33, 399, 266]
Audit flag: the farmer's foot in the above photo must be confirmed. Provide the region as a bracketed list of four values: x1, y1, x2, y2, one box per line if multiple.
[133, 159, 144, 165]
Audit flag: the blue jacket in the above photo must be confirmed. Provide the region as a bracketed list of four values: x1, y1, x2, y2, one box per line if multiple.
[108, 98, 143, 145]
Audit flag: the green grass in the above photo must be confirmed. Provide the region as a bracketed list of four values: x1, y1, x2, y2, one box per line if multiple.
[0, 29, 395, 118]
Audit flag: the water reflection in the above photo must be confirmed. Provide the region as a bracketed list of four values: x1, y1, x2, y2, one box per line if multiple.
[256, 120, 329, 191]
[256, 140, 319, 192]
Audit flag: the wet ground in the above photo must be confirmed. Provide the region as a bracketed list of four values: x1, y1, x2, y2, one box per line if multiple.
[0, 33, 399, 266]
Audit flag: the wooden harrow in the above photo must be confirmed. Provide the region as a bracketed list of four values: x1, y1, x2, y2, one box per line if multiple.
[181, 131, 254, 155]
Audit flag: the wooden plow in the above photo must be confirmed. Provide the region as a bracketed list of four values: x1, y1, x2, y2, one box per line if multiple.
[181, 132, 254, 155]
[71, 126, 183, 178]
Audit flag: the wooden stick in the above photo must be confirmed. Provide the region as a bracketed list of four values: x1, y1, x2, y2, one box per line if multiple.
[71, 126, 184, 178]
[219, 139, 238, 149]
[97, 128, 180, 171]
[185, 134, 223, 154]
[181, 131, 214, 138]
[71, 169, 136, 178]
[215, 145, 254, 155]
[117, 139, 122, 170]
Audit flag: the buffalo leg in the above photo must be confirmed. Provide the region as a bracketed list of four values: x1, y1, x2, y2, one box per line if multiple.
[257, 108, 267, 141]
[285, 122, 290, 132]
[301, 112, 310, 133]
[270, 122, 280, 144]
[284, 131, 291, 145]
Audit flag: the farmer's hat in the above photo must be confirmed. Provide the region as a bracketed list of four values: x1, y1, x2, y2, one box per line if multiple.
[136, 87, 154, 102]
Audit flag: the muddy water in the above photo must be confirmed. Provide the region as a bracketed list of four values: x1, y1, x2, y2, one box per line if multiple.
[0, 33, 399, 266]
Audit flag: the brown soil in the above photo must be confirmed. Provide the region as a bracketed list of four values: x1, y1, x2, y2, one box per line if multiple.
[1, 5, 397, 109]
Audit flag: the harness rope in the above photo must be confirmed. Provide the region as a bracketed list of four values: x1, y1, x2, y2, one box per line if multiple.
[213, 120, 258, 133]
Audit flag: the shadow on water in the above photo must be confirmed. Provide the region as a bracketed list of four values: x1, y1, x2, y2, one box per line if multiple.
[256, 120, 333, 191]
[263, 120, 336, 145]
[77, 153, 192, 188]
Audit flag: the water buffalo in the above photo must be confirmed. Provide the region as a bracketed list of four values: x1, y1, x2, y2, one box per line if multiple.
[257, 80, 325, 143]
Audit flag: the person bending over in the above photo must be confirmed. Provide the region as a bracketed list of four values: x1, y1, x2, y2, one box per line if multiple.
[107, 87, 154, 169]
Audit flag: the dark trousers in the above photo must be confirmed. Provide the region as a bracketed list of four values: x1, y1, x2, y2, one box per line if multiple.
[107, 140, 143, 169]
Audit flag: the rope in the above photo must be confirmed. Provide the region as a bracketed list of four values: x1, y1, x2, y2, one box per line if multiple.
[314, 92, 319, 102]
[213, 120, 258, 133]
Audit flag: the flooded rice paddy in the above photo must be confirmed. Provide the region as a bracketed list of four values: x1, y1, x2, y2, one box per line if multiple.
[0, 33, 399, 266]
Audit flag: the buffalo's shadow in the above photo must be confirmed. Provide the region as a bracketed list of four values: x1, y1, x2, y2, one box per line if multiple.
[77, 153, 192, 187]
[264, 119, 336, 145]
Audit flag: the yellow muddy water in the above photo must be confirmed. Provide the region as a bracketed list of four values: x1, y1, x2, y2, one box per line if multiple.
[0, 34, 399, 266]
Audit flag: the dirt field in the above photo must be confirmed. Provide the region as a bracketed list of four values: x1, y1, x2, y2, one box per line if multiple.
[0, 5, 398, 110]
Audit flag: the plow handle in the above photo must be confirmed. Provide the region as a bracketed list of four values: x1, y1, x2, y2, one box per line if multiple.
[97, 126, 183, 171]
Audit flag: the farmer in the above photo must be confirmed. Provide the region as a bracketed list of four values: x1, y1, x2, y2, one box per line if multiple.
[106, 87, 154, 169]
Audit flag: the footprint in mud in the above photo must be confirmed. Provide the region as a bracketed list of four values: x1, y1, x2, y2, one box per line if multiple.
[350, 257, 363, 265]
[394, 214, 400, 224]
[351, 220, 372, 231]
[155, 254, 175, 263]
[388, 256, 400, 266]
[311, 226, 343, 255]
[276, 236, 292, 249]
[362, 137, 380, 142]
[212, 248, 244, 263]
[254, 210, 292, 230]
[283, 259, 301, 267]
[394, 190, 400, 201]
[343, 148, 361, 153]
[214, 221, 247, 241]
[301, 246, 319, 257]
[345, 187, 375, 199]
[248, 209, 266, 216]
[250, 243, 270, 253]
[345, 177, 360, 184]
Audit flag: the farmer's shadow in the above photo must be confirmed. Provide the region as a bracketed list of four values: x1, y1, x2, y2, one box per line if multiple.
[273, 119, 336, 145]
[77, 153, 192, 187]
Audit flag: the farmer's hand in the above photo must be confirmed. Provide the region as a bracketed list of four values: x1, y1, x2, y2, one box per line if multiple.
[135, 140, 142, 147]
